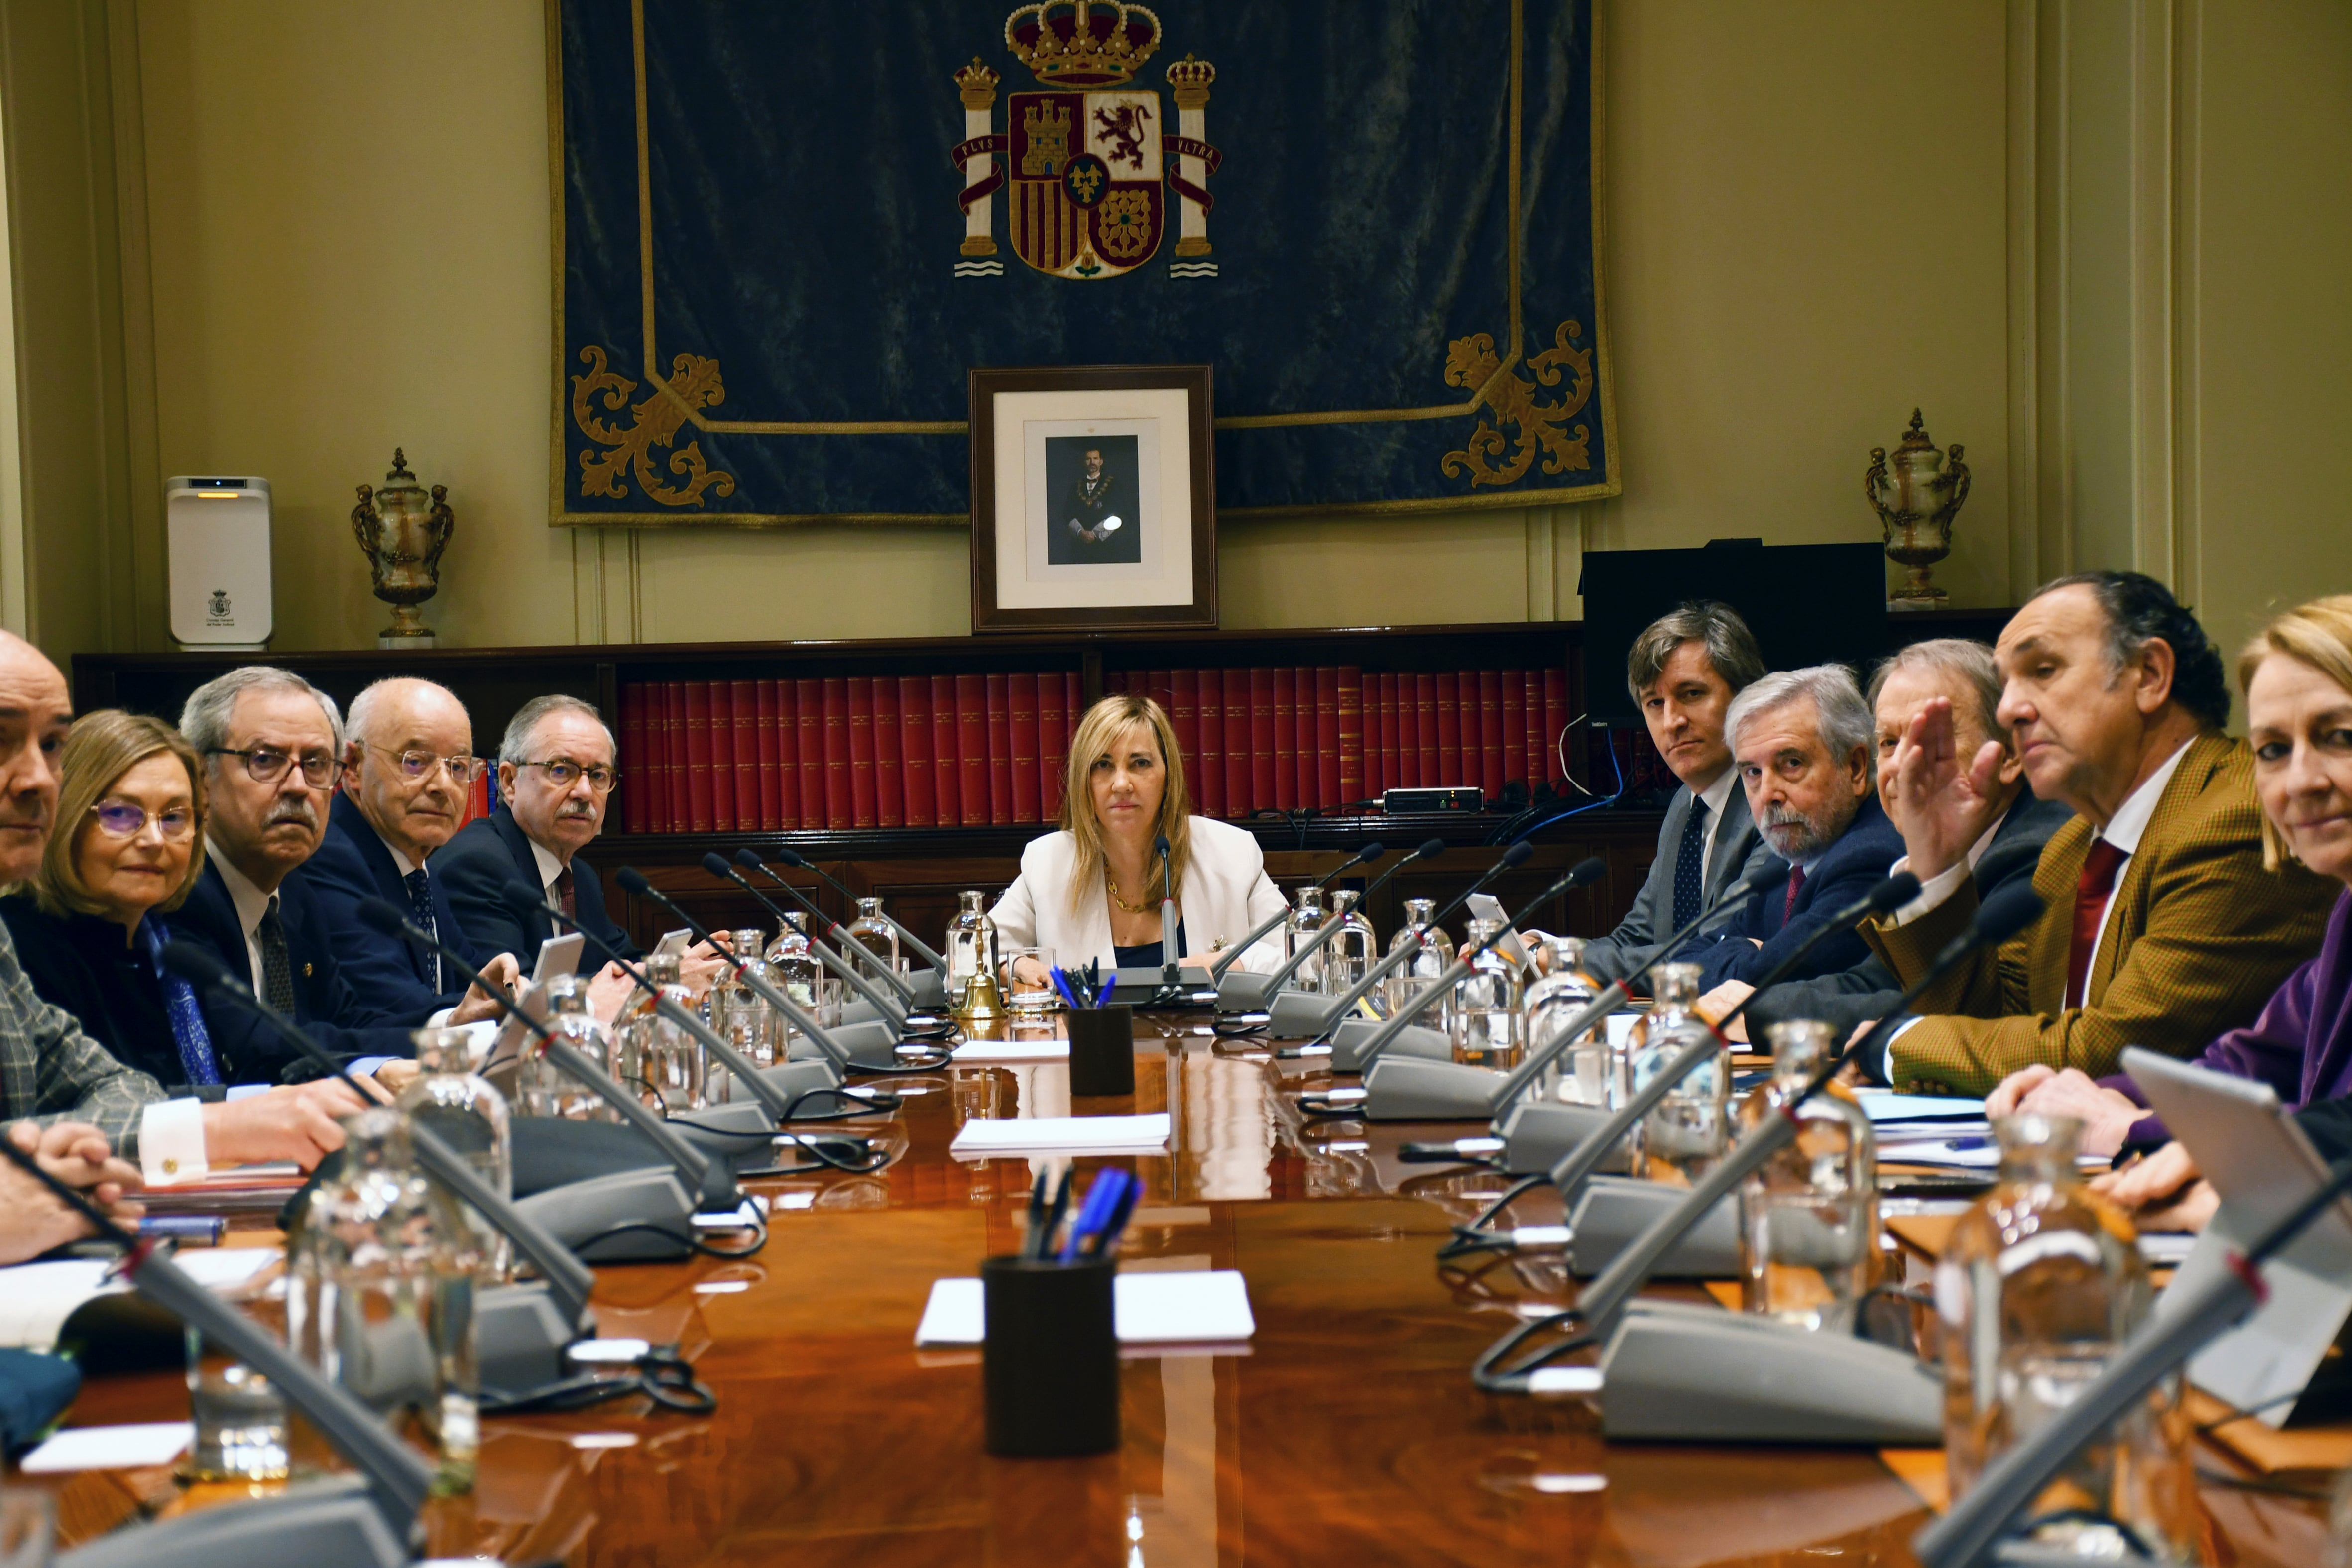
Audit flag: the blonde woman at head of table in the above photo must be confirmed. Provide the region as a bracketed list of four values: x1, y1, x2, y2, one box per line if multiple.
[990, 695, 1289, 989]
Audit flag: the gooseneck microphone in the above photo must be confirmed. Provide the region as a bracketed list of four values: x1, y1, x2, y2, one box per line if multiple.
[491, 883, 875, 1129]
[615, 867, 951, 1073]
[351, 899, 722, 1215]
[1206, 838, 1387, 984]
[1434, 867, 1924, 1256]
[1244, 837, 1480, 1032]
[765, 846, 951, 978]
[1155, 832, 1179, 983]
[718, 849, 917, 1009]
[0, 1127, 438, 1538]
[1917, 1125, 2352, 1567]
[1472, 879, 2047, 1409]
[156, 939, 600, 1388]
[1284, 838, 1537, 1052]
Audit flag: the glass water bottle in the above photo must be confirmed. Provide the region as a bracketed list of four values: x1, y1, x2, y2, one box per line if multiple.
[1523, 936, 1609, 1107]
[616, 950, 705, 1113]
[1936, 1114, 2190, 1555]
[712, 931, 783, 1098]
[845, 897, 900, 984]
[1320, 889, 1378, 998]
[1448, 917, 1525, 1070]
[285, 1107, 479, 1493]
[1626, 963, 1727, 1180]
[396, 1026, 513, 1282]
[520, 972, 619, 1123]
[1384, 898, 1455, 1026]
[946, 891, 998, 998]
[1738, 1020, 1877, 1332]
[1282, 886, 1328, 993]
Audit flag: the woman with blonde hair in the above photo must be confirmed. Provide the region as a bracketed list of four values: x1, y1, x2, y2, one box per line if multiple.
[991, 694, 1286, 982]
[1980, 594, 2352, 1224]
[0, 710, 222, 1091]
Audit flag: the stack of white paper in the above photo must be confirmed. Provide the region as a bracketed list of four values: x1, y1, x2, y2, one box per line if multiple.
[0, 1248, 275, 1352]
[950, 1037, 1072, 1063]
[948, 1113, 1170, 1157]
[915, 1269, 1254, 1346]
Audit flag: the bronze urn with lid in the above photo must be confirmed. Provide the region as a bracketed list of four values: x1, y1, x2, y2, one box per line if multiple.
[350, 448, 454, 646]
[1865, 410, 1970, 610]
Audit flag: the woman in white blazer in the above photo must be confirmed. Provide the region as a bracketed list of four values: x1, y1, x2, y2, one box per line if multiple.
[992, 693, 1288, 982]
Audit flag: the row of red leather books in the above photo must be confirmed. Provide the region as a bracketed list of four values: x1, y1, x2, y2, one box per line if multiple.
[615, 665, 1572, 835]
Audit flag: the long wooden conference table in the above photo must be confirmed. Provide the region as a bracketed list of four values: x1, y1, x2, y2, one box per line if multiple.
[33, 1014, 2338, 1566]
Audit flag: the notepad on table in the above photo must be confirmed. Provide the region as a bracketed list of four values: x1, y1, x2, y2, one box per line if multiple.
[915, 1269, 1254, 1346]
[17, 1421, 193, 1473]
[0, 1248, 276, 1352]
[948, 1113, 1170, 1157]
[951, 1037, 1072, 1063]
[1855, 1091, 1988, 1124]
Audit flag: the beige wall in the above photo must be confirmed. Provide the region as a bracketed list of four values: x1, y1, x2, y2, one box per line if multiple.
[2, 1, 2343, 662]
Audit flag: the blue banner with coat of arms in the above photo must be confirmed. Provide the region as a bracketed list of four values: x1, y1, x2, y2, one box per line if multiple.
[554, 0, 1616, 524]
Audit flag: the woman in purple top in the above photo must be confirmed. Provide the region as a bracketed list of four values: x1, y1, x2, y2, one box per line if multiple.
[1985, 594, 2352, 1190]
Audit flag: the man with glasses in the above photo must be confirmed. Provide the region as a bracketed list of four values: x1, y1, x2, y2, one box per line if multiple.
[438, 694, 640, 977]
[293, 677, 522, 1024]
[174, 668, 419, 1083]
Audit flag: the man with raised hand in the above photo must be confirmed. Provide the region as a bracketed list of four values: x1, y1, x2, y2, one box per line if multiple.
[1862, 572, 2337, 1096]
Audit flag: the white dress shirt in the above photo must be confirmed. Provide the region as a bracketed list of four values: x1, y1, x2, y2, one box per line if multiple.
[205, 841, 279, 998]
[1693, 765, 1740, 881]
[141, 844, 282, 1184]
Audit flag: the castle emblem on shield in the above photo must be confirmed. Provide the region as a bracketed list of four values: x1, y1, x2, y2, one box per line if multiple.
[950, 2, 1222, 281]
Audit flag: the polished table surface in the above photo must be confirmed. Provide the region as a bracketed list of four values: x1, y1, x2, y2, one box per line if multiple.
[33, 1015, 2339, 1566]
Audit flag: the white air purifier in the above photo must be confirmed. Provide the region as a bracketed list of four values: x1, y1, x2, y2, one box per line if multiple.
[167, 476, 273, 649]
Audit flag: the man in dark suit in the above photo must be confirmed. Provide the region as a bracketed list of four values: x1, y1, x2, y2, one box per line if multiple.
[292, 677, 520, 1023]
[1578, 602, 1779, 984]
[174, 669, 418, 1081]
[1732, 638, 2075, 1041]
[436, 694, 640, 977]
[1688, 666, 1906, 993]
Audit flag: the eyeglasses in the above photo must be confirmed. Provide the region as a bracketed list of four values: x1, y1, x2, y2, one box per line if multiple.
[513, 758, 619, 793]
[207, 747, 342, 788]
[361, 744, 485, 785]
[89, 800, 198, 840]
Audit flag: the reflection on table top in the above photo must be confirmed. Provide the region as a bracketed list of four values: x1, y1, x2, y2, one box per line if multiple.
[32, 1013, 2335, 1567]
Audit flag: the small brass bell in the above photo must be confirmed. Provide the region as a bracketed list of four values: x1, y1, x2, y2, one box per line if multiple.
[952, 960, 1009, 1023]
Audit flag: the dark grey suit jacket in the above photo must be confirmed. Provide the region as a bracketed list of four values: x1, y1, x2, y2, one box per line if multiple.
[1744, 790, 2075, 1039]
[1579, 779, 1774, 985]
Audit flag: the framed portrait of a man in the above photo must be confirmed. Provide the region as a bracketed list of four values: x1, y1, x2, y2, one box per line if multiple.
[969, 364, 1216, 633]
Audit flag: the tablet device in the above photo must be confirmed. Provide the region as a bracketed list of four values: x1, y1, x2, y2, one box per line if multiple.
[652, 928, 692, 959]
[2124, 1047, 2352, 1427]
[485, 932, 588, 1071]
[1464, 893, 1531, 970]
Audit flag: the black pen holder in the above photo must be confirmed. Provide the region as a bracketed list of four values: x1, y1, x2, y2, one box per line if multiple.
[981, 1253, 1120, 1457]
[1065, 1004, 1136, 1096]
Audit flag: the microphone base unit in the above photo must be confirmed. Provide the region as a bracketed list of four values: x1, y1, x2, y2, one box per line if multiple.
[60, 1475, 404, 1568]
[1329, 1018, 1449, 1071]
[477, 1280, 588, 1393]
[1595, 1300, 1942, 1443]
[1567, 1177, 1740, 1277]
[1215, 970, 1274, 1012]
[785, 1017, 901, 1069]
[1359, 1056, 1506, 1120]
[1264, 987, 1340, 1038]
[512, 1166, 700, 1263]
[1493, 1099, 1632, 1178]
[904, 969, 947, 1008]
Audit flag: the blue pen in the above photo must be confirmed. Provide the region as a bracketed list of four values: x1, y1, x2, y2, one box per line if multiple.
[1047, 965, 1082, 1011]
[1090, 1175, 1141, 1259]
[1093, 971, 1116, 1009]
[1057, 1169, 1132, 1264]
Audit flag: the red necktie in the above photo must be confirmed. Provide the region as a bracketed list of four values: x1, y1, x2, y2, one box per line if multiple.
[554, 866, 578, 923]
[1782, 863, 1806, 925]
[2064, 839, 2128, 1008]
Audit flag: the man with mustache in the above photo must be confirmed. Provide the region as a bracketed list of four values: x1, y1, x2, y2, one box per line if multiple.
[1859, 571, 2338, 1095]
[172, 668, 418, 1086]
[437, 694, 642, 979]
[0, 636, 366, 1182]
[1685, 665, 1905, 993]
[293, 677, 521, 1023]
[1578, 602, 1776, 984]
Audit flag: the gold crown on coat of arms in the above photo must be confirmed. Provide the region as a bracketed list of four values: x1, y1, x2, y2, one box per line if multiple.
[1003, 0, 1162, 88]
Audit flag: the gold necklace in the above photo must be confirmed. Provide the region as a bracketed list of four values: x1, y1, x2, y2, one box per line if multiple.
[1105, 872, 1157, 914]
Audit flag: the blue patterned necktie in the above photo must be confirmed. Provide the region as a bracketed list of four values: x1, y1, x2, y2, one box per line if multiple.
[140, 915, 221, 1087]
[1671, 796, 1710, 929]
[404, 868, 442, 992]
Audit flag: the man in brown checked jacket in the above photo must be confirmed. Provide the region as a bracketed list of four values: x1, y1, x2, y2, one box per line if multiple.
[1858, 571, 2337, 1097]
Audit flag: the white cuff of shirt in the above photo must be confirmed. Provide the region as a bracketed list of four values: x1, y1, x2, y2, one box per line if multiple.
[1887, 857, 1972, 928]
[139, 1098, 209, 1186]
[425, 1007, 458, 1029]
[1882, 1016, 1927, 1084]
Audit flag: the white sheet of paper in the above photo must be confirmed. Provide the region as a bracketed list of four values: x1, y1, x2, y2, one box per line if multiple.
[1854, 1091, 1988, 1124]
[0, 1248, 274, 1351]
[17, 1421, 192, 1473]
[948, 1113, 1171, 1157]
[1875, 1136, 2003, 1170]
[951, 1037, 1072, 1063]
[915, 1269, 1254, 1347]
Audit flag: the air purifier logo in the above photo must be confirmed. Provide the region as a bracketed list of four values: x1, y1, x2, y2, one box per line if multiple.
[206, 589, 234, 625]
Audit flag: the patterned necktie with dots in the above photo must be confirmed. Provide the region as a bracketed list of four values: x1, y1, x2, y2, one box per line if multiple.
[405, 868, 442, 993]
[256, 895, 297, 1015]
[1671, 797, 1710, 930]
